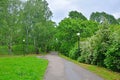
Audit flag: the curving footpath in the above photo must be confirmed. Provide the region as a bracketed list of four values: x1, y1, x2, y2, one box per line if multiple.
[44, 52, 104, 80]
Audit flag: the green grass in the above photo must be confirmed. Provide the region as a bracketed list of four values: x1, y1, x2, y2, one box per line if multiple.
[0, 56, 48, 80]
[59, 54, 120, 80]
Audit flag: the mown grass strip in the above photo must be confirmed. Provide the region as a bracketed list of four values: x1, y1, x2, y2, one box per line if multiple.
[0, 56, 48, 80]
[59, 54, 120, 80]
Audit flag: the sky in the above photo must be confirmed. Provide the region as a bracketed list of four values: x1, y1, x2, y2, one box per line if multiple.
[46, 0, 120, 23]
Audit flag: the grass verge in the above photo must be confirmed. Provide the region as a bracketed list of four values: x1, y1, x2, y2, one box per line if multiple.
[0, 56, 48, 80]
[59, 54, 120, 80]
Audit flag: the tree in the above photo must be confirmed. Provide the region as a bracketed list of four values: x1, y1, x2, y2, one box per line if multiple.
[117, 18, 120, 24]
[20, 0, 53, 54]
[0, 0, 22, 54]
[69, 11, 87, 20]
[32, 20, 55, 53]
[90, 12, 118, 24]
[56, 18, 98, 55]
[0, 0, 54, 54]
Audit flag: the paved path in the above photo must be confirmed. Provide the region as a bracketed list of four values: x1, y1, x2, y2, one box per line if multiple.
[44, 52, 104, 80]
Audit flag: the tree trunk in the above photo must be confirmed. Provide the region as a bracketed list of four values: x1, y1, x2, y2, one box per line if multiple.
[36, 47, 39, 54]
[8, 42, 12, 55]
[26, 28, 29, 54]
[8, 35, 13, 55]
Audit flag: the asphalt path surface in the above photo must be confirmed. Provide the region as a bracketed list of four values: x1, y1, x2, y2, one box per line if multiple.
[44, 52, 104, 80]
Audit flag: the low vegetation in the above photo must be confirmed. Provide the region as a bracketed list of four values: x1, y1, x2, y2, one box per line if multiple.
[0, 56, 48, 80]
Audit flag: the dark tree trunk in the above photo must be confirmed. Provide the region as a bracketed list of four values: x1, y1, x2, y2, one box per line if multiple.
[36, 47, 39, 54]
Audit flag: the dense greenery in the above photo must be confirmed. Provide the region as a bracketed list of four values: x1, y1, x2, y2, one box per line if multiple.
[55, 12, 98, 55]
[56, 11, 120, 72]
[0, 0, 120, 73]
[0, 56, 48, 80]
[76, 22, 120, 72]
[0, 0, 55, 54]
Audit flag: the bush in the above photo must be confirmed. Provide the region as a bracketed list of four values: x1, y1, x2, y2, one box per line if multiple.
[0, 46, 8, 55]
[0, 45, 35, 55]
[75, 22, 111, 67]
[69, 42, 81, 60]
[77, 56, 85, 63]
[13, 45, 35, 55]
[104, 28, 120, 72]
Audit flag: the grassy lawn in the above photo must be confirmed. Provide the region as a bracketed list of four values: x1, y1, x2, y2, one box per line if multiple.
[60, 54, 120, 80]
[0, 56, 48, 80]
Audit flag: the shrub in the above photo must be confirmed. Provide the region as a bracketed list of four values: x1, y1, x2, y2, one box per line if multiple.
[0, 46, 8, 55]
[0, 45, 35, 55]
[104, 27, 120, 72]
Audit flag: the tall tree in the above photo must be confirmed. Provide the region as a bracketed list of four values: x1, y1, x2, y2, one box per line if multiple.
[0, 0, 54, 54]
[56, 18, 98, 55]
[21, 0, 53, 53]
[0, 0, 22, 54]
[69, 11, 87, 20]
[90, 12, 118, 24]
